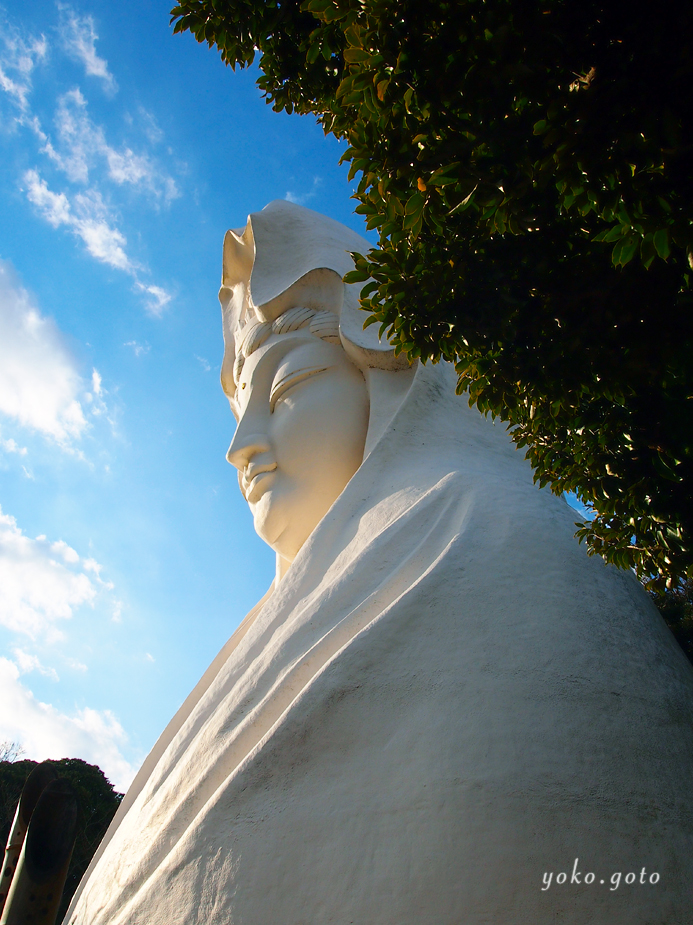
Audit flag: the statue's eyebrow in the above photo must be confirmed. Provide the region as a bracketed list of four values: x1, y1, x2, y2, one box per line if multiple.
[251, 333, 321, 380]
[250, 336, 302, 375]
[270, 365, 330, 411]
[231, 334, 327, 416]
[231, 338, 290, 402]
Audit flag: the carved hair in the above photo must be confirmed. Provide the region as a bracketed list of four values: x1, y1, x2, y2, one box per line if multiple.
[233, 305, 340, 387]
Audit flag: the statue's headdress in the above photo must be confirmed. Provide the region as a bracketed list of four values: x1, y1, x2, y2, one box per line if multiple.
[219, 200, 406, 399]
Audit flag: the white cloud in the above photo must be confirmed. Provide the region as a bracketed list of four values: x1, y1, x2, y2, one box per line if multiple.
[195, 355, 211, 372]
[58, 5, 116, 92]
[136, 106, 164, 144]
[23, 171, 173, 313]
[1, 10, 176, 316]
[91, 368, 102, 396]
[50, 539, 80, 564]
[134, 282, 171, 318]
[0, 505, 101, 641]
[66, 657, 88, 672]
[0, 259, 89, 442]
[1, 435, 27, 456]
[0, 657, 135, 790]
[124, 340, 150, 358]
[44, 89, 178, 202]
[1, 21, 175, 321]
[24, 170, 133, 271]
[0, 18, 47, 113]
[285, 176, 323, 206]
[13, 648, 59, 681]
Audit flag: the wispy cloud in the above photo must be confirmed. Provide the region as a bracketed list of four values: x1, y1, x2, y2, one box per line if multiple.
[0, 656, 135, 790]
[90, 368, 103, 399]
[13, 647, 59, 681]
[0, 17, 47, 114]
[44, 89, 178, 201]
[135, 105, 163, 145]
[134, 282, 171, 318]
[25, 169, 133, 270]
[0, 259, 90, 443]
[0, 10, 176, 314]
[66, 657, 88, 672]
[23, 171, 173, 314]
[22, 163, 174, 312]
[285, 176, 323, 206]
[1, 434, 28, 456]
[124, 340, 150, 357]
[0, 505, 110, 642]
[58, 4, 116, 93]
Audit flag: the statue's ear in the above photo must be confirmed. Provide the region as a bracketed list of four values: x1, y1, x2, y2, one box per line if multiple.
[339, 282, 411, 371]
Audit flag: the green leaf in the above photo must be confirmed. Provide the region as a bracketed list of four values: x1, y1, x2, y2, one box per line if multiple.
[653, 229, 671, 260]
[429, 162, 460, 184]
[306, 41, 320, 64]
[640, 233, 656, 269]
[344, 26, 361, 46]
[429, 173, 458, 187]
[359, 280, 379, 297]
[404, 191, 424, 215]
[601, 224, 626, 243]
[376, 78, 390, 101]
[343, 268, 369, 284]
[343, 47, 372, 64]
[612, 235, 640, 267]
[653, 452, 678, 481]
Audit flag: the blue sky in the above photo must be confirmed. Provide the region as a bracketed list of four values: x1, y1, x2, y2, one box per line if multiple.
[0, 0, 374, 790]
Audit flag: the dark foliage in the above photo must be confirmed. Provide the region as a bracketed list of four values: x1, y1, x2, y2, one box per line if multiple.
[171, 0, 693, 588]
[0, 758, 123, 922]
[652, 579, 693, 666]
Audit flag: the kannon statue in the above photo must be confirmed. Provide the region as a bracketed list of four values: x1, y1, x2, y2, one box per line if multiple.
[65, 201, 693, 924]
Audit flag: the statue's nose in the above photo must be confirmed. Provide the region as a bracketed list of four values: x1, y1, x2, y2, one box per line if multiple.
[226, 429, 272, 470]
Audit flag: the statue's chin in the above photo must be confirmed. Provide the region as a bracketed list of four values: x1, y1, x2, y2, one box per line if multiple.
[251, 483, 341, 565]
[252, 495, 302, 564]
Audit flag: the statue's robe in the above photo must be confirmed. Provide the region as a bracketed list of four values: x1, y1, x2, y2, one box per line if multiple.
[65, 362, 693, 924]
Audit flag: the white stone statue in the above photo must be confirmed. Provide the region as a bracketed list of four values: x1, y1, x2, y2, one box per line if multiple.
[65, 201, 693, 925]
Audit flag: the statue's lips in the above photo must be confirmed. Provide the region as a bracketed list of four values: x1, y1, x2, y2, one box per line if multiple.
[243, 465, 277, 503]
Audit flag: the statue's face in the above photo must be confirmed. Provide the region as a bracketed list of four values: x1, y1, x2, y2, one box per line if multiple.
[226, 331, 369, 564]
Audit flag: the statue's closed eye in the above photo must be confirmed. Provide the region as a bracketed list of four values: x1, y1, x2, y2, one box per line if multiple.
[270, 366, 330, 412]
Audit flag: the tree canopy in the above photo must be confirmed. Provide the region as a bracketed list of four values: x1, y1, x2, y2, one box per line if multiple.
[171, 0, 693, 588]
[0, 758, 122, 921]
[651, 579, 693, 666]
